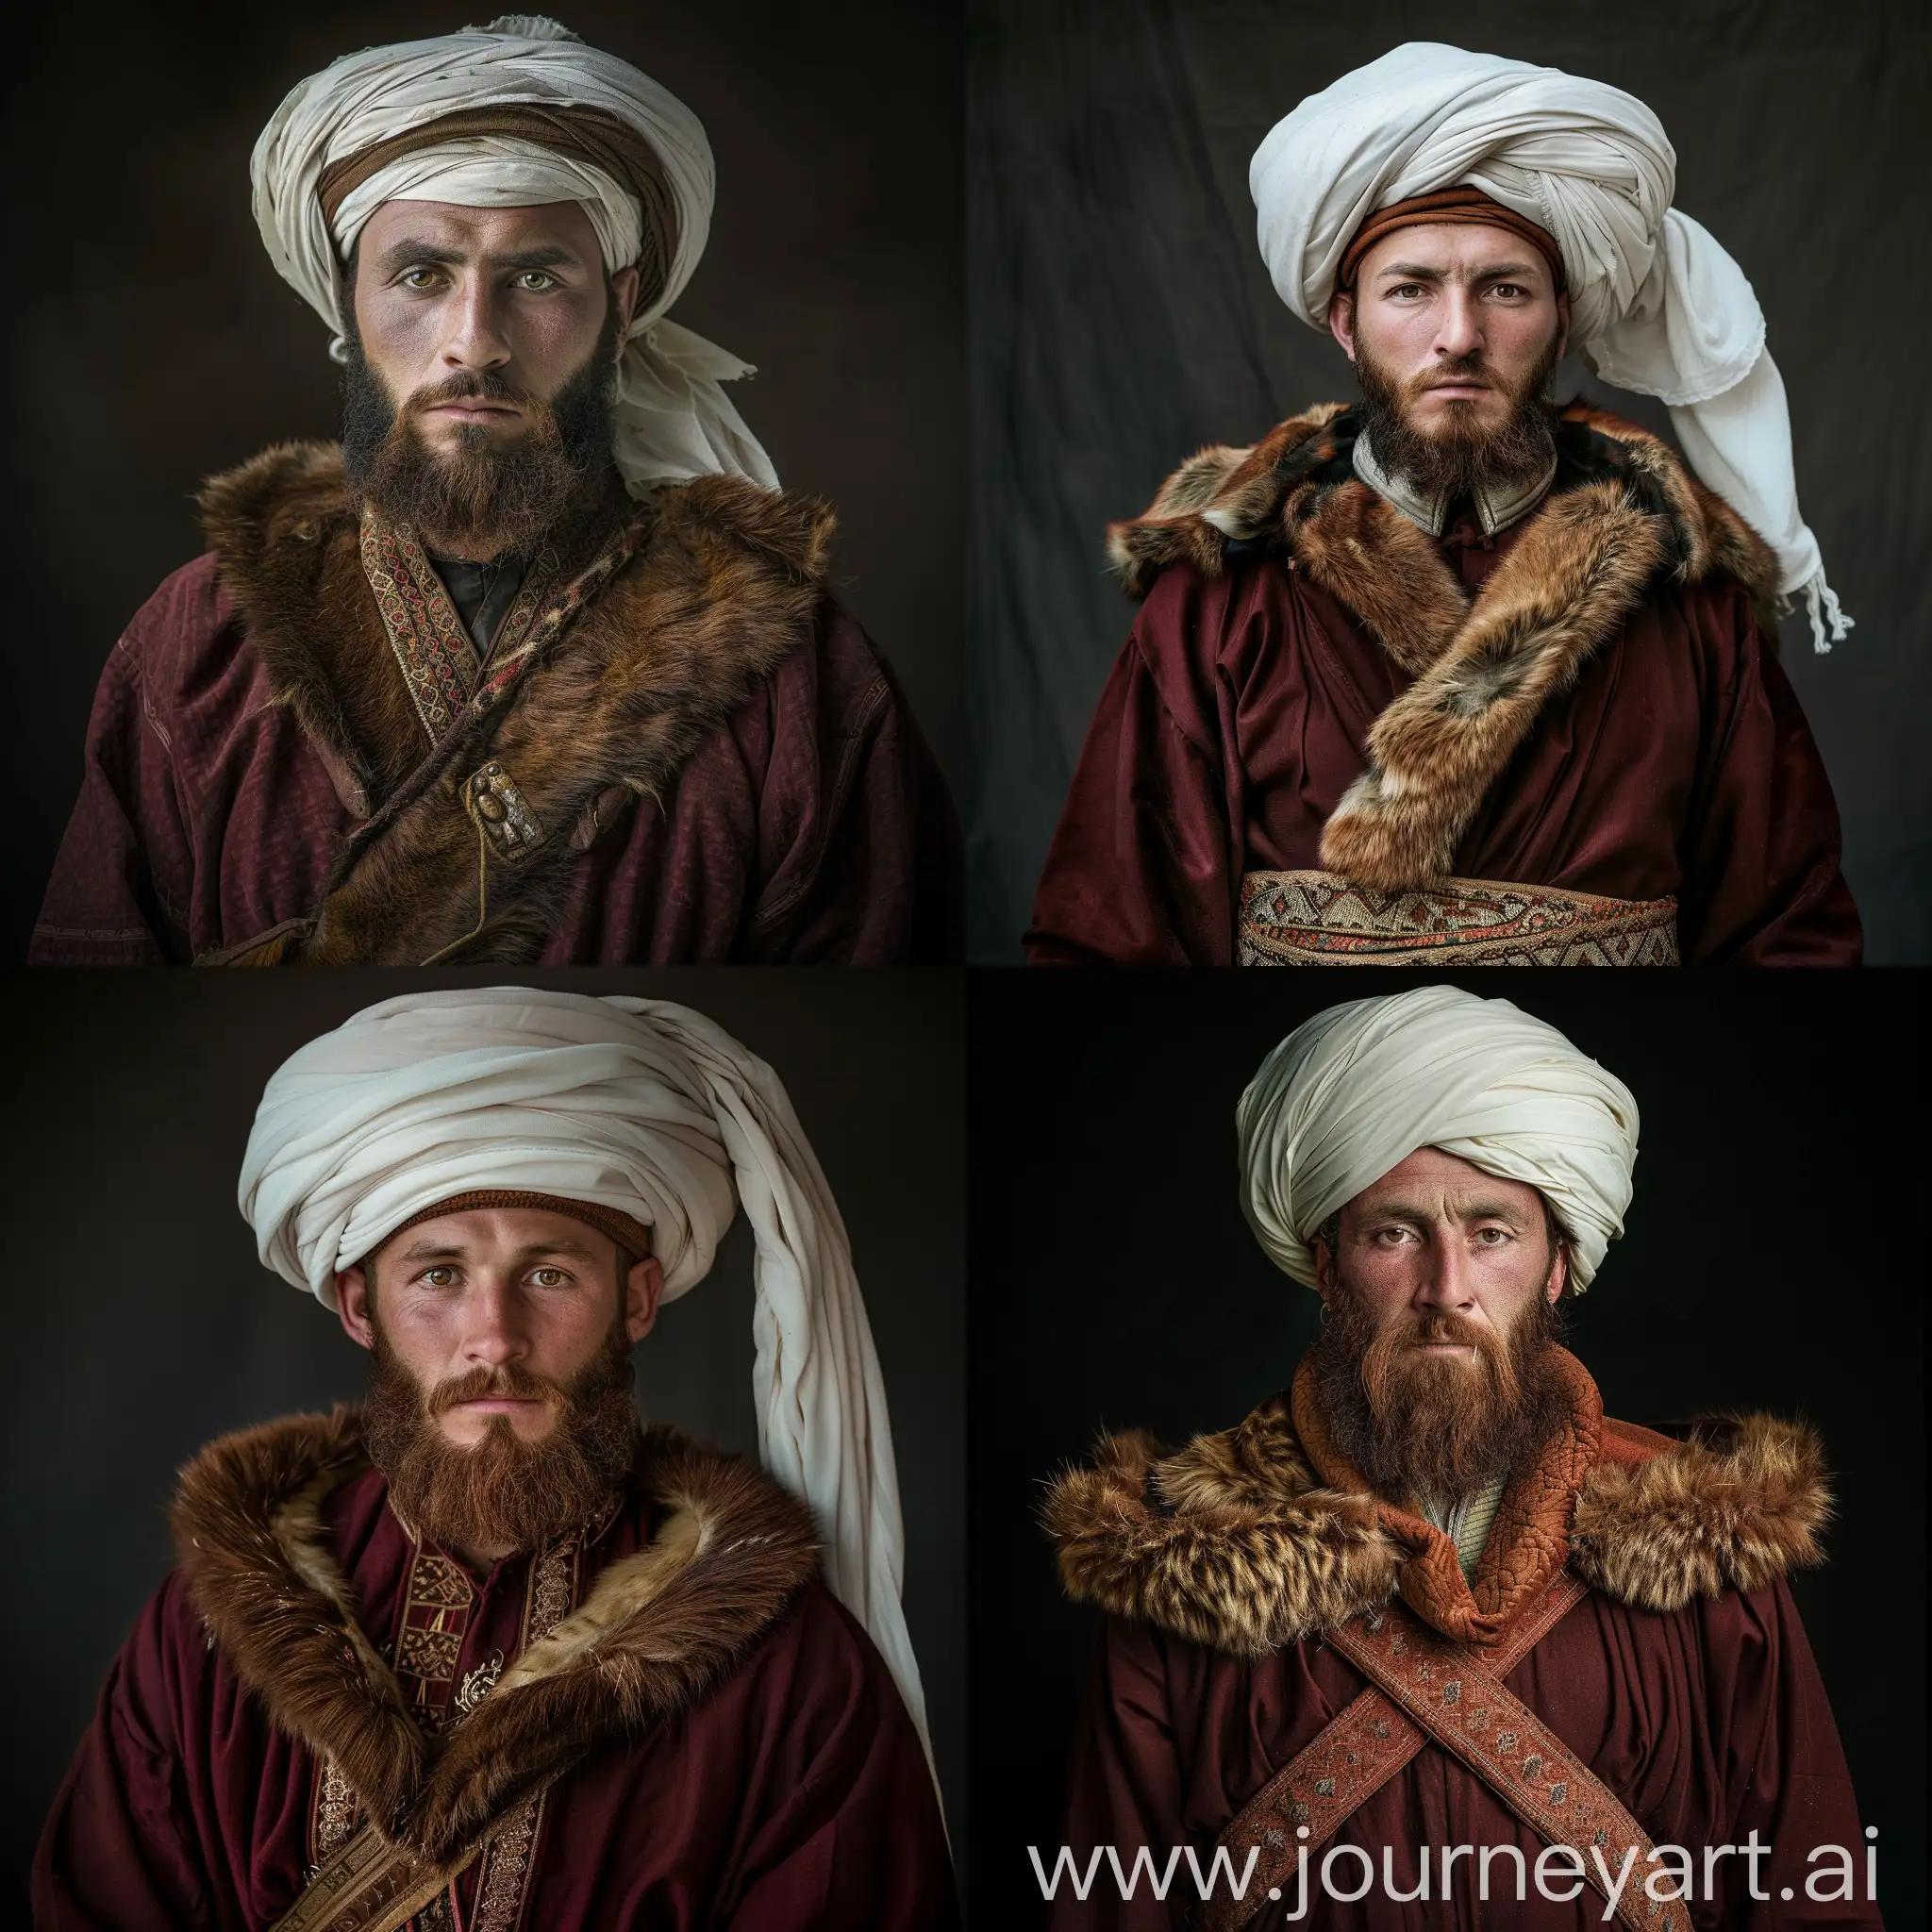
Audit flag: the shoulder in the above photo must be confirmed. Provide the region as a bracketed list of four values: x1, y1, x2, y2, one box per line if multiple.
[1105, 403, 1352, 599]
[1570, 1412, 1831, 1610]
[627, 475, 837, 614]
[1553, 407, 1782, 625]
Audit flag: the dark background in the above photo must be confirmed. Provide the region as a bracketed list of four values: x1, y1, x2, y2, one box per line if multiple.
[0, 0, 963, 960]
[0, 968, 966, 1907]
[968, 972, 1926, 1924]
[965, 0, 1932, 960]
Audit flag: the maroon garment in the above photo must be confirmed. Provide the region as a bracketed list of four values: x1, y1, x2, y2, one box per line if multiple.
[35, 1464, 957, 1931]
[30, 552, 962, 965]
[1051, 1580, 1878, 1931]
[1026, 514, 1859, 965]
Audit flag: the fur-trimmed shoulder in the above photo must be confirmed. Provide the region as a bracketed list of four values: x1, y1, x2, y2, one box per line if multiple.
[172, 1407, 820, 1862]
[190, 443, 841, 962]
[1104, 401, 1779, 625]
[1043, 1397, 1830, 1657]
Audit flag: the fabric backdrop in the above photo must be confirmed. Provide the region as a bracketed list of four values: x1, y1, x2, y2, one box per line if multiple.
[0, 0, 962, 960]
[966, 0, 1930, 959]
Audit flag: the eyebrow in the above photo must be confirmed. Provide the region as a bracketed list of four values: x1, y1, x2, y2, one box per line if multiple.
[1375, 258, 1541, 285]
[371, 238, 586, 278]
[1358, 1198, 1533, 1226]
[390, 1235, 600, 1265]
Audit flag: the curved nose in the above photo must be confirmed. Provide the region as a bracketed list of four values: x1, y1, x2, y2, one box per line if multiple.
[1431, 285, 1485, 366]
[438, 269, 513, 378]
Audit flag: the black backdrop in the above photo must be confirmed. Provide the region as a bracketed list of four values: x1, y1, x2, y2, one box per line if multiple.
[0, 968, 966, 1907]
[0, 0, 963, 960]
[965, 0, 1932, 961]
[967, 972, 1926, 1925]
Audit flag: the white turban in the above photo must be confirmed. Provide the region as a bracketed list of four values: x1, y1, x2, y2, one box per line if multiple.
[1237, 987, 1639, 1291]
[1250, 42, 1850, 652]
[251, 14, 777, 492]
[237, 986, 930, 1775]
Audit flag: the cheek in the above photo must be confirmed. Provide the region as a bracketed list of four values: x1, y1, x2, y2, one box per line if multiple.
[356, 290, 444, 384]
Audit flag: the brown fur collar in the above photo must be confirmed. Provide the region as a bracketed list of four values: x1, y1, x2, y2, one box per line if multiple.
[173, 1407, 820, 1864]
[1043, 1348, 1829, 1658]
[1104, 405, 1781, 890]
[197, 444, 835, 962]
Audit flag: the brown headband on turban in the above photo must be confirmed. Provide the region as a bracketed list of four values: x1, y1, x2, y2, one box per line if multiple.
[1338, 185, 1567, 293]
[318, 102, 679, 306]
[368, 1190, 656, 1271]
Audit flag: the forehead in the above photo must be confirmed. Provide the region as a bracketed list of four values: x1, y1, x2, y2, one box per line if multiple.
[376, 1206, 610, 1262]
[1357, 220, 1550, 286]
[357, 197, 603, 259]
[1344, 1145, 1543, 1214]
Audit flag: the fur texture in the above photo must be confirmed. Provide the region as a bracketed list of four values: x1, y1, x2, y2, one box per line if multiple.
[1104, 404, 1782, 890]
[1043, 1383, 1829, 1658]
[197, 445, 836, 963]
[173, 1407, 820, 1863]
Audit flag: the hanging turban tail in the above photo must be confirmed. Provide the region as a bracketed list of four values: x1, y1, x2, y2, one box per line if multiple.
[237, 986, 931, 1777]
[1250, 42, 1850, 652]
[251, 13, 777, 491]
[1237, 987, 1640, 1292]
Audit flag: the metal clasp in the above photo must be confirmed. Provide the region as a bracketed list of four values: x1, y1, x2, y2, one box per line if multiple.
[464, 760, 545, 861]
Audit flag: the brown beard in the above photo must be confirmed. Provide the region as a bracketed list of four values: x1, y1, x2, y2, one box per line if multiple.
[1355, 325, 1562, 505]
[340, 299, 621, 559]
[361, 1322, 641, 1555]
[1309, 1281, 1570, 1506]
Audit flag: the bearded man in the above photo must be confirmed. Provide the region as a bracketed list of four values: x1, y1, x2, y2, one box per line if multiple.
[1043, 987, 1876, 1929]
[29, 16, 960, 967]
[1027, 43, 1858, 967]
[35, 990, 956, 1929]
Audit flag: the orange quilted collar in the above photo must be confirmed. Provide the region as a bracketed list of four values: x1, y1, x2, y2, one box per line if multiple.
[1291, 1345, 1604, 1647]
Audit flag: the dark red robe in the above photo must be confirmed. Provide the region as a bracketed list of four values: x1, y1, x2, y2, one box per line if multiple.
[1027, 412, 1858, 967]
[29, 458, 961, 966]
[1041, 1364, 1877, 1931]
[35, 1444, 957, 1931]
[1052, 1580, 1877, 1930]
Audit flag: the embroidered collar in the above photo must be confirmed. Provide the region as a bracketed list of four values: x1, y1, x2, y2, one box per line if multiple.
[1353, 426, 1557, 538]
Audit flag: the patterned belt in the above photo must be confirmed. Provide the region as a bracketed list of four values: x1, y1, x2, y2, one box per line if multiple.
[1237, 870, 1679, 966]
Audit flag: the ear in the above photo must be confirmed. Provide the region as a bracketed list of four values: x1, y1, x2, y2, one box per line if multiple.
[1312, 1235, 1338, 1300]
[1543, 1243, 1569, 1305]
[1327, 290, 1357, 363]
[624, 1254, 665, 1346]
[1554, 289, 1572, 365]
[336, 1266, 376, 1351]
[609, 264, 641, 341]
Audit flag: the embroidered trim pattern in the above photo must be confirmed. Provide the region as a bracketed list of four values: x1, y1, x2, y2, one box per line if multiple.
[309, 1754, 361, 1866]
[459, 1529, 591, 1932]
[393, 1550, 475, 1735]
[1238, 869, 1680, 967]
[358, 514, 560, 746]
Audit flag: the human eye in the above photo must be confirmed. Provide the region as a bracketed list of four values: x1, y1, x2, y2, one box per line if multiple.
[1474, 1225, 1515, 1246]
[1372, 1224, 1415, 1246]
[528, 1266, 572, 1289]
[417, 1264, 459, 1288]
[1386, 282, 1426, 301]
[396, 266, 444, 291]
[513, 271, 559, 292]
[1489, 282, 1528, 300]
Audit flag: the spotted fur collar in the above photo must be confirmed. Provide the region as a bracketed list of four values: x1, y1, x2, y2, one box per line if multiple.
[1043, 1349, 1829, 1657]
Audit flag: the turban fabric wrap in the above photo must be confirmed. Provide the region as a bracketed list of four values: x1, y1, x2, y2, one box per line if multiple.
[1250, 42, 1851, 653]
[251, 14, 776, 491]
[1237, 987, 1640, 1291]
[238, 987, 932, 1783]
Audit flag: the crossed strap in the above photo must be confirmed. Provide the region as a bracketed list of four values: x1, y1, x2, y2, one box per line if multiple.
[1199, 1571, 1687, 1932]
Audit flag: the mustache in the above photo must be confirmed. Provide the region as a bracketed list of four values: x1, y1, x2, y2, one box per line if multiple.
[425, 1359, 569, 1416]
[403, 368, 539, 415]
[1412, 354, 1495, 394]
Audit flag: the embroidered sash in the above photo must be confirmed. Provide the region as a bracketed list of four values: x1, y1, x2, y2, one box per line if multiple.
[1237, 869, 1680, 967]
[1201, 1573, 1688, 1932]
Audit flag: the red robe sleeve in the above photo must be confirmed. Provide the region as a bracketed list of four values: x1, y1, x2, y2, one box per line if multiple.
[33, 1573, 216, 1931]
[1675, 591, 1861, 964]
[741, 607, 964, 965]
[1026, 576, 1241, 966]
[29, 570, 208, 966]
